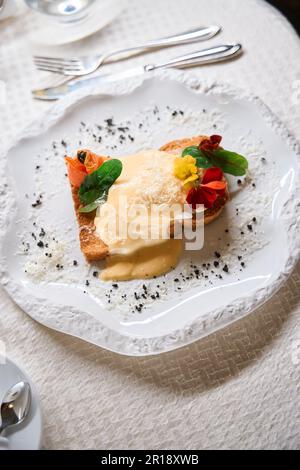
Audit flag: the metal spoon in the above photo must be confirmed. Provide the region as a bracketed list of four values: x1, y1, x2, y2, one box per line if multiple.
[0, 381, 31, 435]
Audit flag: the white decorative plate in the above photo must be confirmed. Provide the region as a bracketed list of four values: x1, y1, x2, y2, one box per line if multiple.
[0, 71, 299, 356]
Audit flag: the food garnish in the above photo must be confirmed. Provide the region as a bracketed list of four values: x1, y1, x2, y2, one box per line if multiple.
[186, 167, 226, 209]
[65, 150, 107, 187]
[181, 135, 248, 176]
[78, 158, 122, 213]
[175, 134, 248, 208]
[174, 155, 198, 188]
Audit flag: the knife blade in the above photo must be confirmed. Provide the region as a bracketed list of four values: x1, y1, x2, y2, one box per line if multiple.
[32, 66, 148, 101]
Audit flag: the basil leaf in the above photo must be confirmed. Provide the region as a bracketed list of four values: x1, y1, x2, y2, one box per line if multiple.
[79, 189, 102, 206]
[182, 146, 201, 159]
[210, 149, 248, 176]
[78, 158, 122, 211]
[181, 146, 212, 169]
[78, 201, 99, 213]
[79, 192, 109, 214]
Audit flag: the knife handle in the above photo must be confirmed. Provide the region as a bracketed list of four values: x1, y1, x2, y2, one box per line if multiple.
[146, 44, 242, 71]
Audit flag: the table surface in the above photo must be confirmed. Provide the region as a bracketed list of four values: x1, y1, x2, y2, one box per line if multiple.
[0, 0, 299, 450]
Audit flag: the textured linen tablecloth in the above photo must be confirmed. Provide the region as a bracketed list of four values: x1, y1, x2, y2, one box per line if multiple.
[0, 0, 299, 450]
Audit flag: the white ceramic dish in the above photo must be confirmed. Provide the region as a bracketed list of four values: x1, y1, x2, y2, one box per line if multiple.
[0, 71, 299, 356]
[0, 356, 42, 450]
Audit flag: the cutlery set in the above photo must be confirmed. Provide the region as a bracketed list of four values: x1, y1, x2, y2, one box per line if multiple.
[33, 25, 243, 100]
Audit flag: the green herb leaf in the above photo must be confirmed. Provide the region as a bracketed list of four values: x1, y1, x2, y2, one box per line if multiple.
[79, 189, 102, 206]
[210, 149, 248, 176]
[78, 159, 122, 212]
[182, 146, 201, 159]
[78, 201, 99, 213]
[181, 146, 212, 169]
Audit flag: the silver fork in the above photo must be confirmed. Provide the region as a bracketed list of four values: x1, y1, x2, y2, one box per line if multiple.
[34, 25, 220, 76]
[32, 44, 243, 101]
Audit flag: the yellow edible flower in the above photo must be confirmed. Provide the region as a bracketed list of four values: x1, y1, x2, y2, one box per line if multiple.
[174, 155, 197, 180]
[182, 173, 198, 190]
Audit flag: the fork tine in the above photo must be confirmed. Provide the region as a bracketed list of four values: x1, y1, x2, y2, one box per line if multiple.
[35, 60, 83, 72]
[36, 65, 72, 74]
[34, 55, 80, 65]
[34, 59, 82, 69]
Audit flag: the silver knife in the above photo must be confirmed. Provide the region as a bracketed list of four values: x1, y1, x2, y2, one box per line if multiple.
[32, 44, 242, 101]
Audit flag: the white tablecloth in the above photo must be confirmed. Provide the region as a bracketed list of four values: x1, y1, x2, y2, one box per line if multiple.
[0, 0, 299, 450]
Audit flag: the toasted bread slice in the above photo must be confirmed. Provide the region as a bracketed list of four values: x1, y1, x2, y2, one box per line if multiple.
[160, 135, 229, 225]
[69, 135, 228, 262]
[71, 185, 108, 262]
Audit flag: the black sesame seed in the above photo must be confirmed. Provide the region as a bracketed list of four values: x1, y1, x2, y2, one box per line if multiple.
[214, 251, 221, 258]
[252, 217, 257, 222]
[214, 261, 219, 268]
[223, 264, 229, 273]
[237, 179, 242, 185]
[85, 280, 90, 286]
[93, 271, 98, 277]
[37, 241, 44, 248]
[247, 224, 253, 231]
[73, 260, 78, 266]
[112, 284, 118, 289]
[32, 199, 42, 208]
[105, 118, 114, 127]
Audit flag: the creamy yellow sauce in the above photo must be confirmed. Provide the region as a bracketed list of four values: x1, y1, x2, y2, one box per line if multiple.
[101, 239, 183, 281]
[94, 150, 186, 281]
